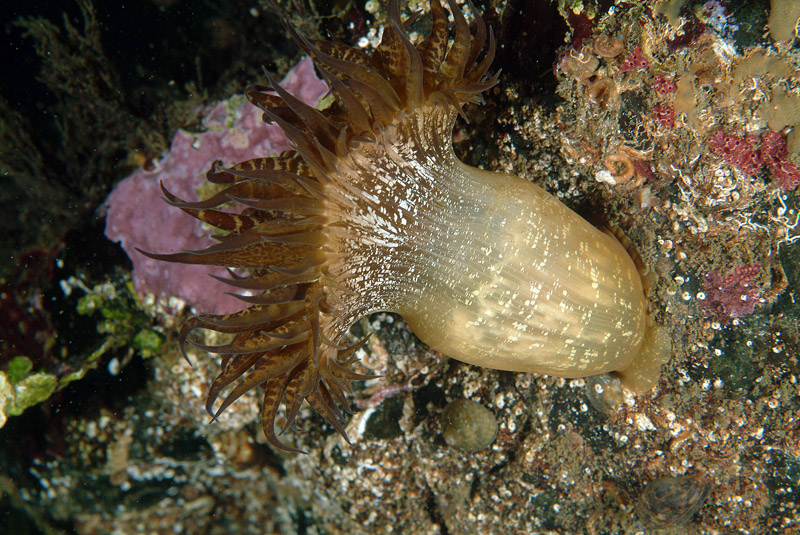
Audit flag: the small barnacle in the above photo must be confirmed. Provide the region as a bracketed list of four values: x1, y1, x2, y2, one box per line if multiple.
[636, 474, 710, 527]
[441, 399, 498, 452]
[558, 43, 620, 109]
[586, 75, 620, 108]
[593, 34, 624, 58]
[602, 148, 636, 186]
[558, 46, 600, 83]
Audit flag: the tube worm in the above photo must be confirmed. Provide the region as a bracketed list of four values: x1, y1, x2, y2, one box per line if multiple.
[141, 0, 668, 452]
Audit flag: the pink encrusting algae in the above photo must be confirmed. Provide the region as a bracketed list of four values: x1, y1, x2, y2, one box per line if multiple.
[700, 263, 766, 321]
[104, 57, 328, 313]
[708, 129, 800, 190]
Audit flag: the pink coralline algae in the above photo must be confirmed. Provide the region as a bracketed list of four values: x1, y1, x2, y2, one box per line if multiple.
[619, 45, 649, 72]
[761, 131, 800, 191]
[708, 129, 800, 190]
[708, 130, 762, 176]
[104, 57, 328, 314]
[700, 263, 765, 321]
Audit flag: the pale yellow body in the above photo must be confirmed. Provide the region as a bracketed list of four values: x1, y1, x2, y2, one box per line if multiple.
[405, 163, 647, 378]
[328, 106, 667, 392]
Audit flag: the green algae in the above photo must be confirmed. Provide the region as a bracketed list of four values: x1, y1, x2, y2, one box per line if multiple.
[0, 370, 58, 427]
[131, 329, 165, 359]
[1, 357, 60, 426]
[0, 270, 163, 428]
[5, 357, 33, 386]
[75, 277, 163, 363]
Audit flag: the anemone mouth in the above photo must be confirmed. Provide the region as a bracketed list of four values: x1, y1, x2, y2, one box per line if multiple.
[139, 0, 497, 452]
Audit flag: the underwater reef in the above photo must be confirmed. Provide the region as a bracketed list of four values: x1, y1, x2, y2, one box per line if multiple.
[1, 0, 800, 534]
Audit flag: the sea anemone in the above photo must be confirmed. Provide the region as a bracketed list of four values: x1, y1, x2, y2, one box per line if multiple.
[141, 0, 668, 452]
